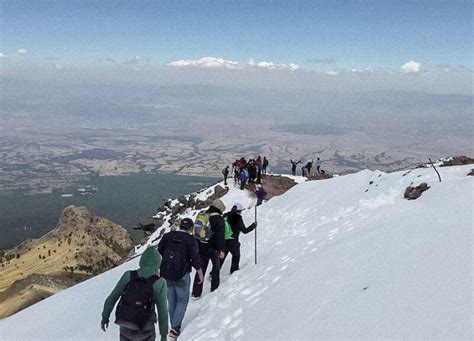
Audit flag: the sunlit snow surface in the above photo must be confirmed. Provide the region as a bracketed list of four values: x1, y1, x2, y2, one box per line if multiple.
[1, 166, 472, 340]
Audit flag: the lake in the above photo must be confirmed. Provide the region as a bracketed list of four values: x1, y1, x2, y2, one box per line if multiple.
[0, 173, 218, 250]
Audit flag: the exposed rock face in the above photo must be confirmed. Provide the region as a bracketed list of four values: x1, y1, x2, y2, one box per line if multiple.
[245, 175, 297, 200]
[136, 185, 230, 237]
[440, 156, 474, 167]
[0, 206, 133, 318]
[468, 169, 474, 176]
[404, 183, 430, 200]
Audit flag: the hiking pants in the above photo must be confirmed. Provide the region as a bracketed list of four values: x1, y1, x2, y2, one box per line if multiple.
[167, 273, 191, 333]
[192, 243, 221, 297]
[224, 174, 228, 186]
[119, 327, 155, 341]
[221, 239, 241, 274]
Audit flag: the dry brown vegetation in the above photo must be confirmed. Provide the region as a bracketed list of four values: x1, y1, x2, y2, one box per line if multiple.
[0, 206, 133, 318]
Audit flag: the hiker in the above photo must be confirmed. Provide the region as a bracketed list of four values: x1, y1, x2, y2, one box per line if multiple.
[191, 199, 226, 299]
[232, 159, 240, 186]
[255, 184, 267, 206]
[316, 157, 322, 174]
[262, 156, 269, 175]
[101, 246, 168, 341]
[304, 160, 313, 177]
[222, 165, 230, 186]
[158, 218, 204, 339]
[290, 159, 300, 176]
[256, 156, 262, 179]
[239, 168, 249, 190]
[221, 203, 256, 274]
[247, 159, 257, 183]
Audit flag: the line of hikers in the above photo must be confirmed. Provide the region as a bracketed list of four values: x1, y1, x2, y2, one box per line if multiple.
[222, 156, 269, 189]
[101, 198, 262, 340]
[291, 157, 323, 177]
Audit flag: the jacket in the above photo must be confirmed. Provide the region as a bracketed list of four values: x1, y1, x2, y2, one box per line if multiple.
[101, 247, 168, 341]
[158, 230, 202, 273]
[224, 211, 256, 242]
[206, 205, 226, 252]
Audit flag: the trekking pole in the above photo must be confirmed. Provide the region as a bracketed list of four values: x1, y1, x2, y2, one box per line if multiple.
[254, 203, 257, 265]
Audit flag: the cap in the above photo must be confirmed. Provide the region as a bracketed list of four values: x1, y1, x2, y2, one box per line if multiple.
[180, 218, 194, 230]
[233, 202, 244, 211]
[210, 199, 226, 213]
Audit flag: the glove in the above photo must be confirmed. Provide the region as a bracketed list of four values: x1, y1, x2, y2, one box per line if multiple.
[100, 320, 109, 332]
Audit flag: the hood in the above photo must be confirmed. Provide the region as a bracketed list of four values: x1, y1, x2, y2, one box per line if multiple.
[138, 246, 161, 278]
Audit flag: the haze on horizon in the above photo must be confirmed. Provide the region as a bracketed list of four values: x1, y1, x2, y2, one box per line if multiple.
[0, 0, 472, 184]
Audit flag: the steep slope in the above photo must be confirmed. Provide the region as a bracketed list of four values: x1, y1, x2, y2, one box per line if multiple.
[0, 165, 472, 339]
[0, 206, 133, 318]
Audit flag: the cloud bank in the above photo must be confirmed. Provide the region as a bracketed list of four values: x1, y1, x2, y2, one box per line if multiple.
[167, 56, 299, 71]
[167, 57, 242, 69]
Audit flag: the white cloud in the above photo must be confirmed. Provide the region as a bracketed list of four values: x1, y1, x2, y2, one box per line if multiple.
[54, 63, 64, 70]
[326, 70, 338, 76]
[17, 48, 28, 55]
[248, 59, 299, 71]
[167, 57, 242, 69]
[167, 57, 299, 71]
[400, 60, 421, 74]
[0, 53, 7, 59]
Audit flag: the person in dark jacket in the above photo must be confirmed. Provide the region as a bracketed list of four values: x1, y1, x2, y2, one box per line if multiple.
[262, 156, 269, 174]
[158, 218, 204, 339]
[101, 247, 169, 341]
[221, 203, 256, 274]
[191, 199, 226, 299]
[222, 165, 230, 186]
[255, 184, 267, 206]
[290, 159, 301, 176]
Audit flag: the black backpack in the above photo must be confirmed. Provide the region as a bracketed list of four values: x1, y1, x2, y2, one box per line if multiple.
[115, 270, 159, 329]
[159, 238, 187, 281]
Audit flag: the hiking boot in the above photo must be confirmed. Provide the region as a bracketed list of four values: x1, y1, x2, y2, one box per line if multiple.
[168, 329, 180, 339]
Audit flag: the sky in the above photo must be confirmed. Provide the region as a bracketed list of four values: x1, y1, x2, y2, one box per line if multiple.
[1, 164, 472, 339]
[0, 0, 473, 94]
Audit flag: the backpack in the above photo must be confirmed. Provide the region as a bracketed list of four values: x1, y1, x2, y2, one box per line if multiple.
[160, 238, 187, 281]
[115, 270, 159, 329]
[224, 216, 233, 240]
[193, 211, 213, 242]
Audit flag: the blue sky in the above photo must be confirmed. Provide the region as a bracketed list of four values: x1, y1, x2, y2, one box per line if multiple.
[0, 0, 472, 96]
[1, 0, 472, 68]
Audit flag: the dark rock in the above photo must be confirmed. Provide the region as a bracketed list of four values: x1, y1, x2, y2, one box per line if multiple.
[468, 169, 474, 176]
[440, 156, 474, 167]
[404, 183, 430, 200]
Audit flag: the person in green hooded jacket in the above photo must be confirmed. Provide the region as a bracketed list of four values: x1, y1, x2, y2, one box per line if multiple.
[101, 246, 169, 341]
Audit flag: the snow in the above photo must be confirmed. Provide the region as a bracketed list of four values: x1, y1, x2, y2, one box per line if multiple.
[1, 165, 472, 340]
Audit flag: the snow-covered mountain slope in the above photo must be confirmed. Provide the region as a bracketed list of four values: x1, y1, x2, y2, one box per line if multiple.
[1, 165, 472, 340]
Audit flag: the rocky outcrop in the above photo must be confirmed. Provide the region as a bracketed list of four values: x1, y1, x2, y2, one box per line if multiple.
[0, 206, 133, 318]
[404, 183, 430, 200]
[135, 185, 230, 237]
[440, 156, 474, 167]
[245, 175, 297, 201]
